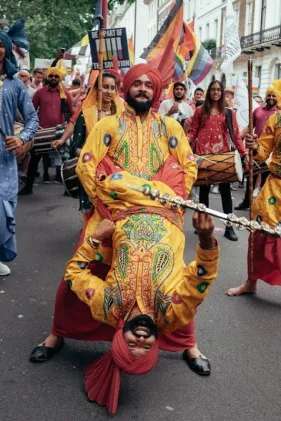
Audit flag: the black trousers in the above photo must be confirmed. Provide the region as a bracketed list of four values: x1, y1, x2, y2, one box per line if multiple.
[25, 152, 50, 190]
[199, 182, 233, 215]
[242, 169, 270, 207]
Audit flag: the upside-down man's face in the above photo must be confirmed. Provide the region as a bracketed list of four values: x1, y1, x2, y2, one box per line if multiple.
[123, 315, 158, 359]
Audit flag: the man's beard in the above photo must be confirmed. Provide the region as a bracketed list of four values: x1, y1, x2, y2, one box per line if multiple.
[48, 80, 59, 88]
[266, 99, 277, 108]
[174, 94, 184, 101]
[127, 92, 153, 112]
[123, 315, 158, 339]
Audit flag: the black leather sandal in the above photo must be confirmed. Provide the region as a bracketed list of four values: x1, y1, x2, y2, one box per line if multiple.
[183, 350, 211, 376]
[29, 339, 64, 362]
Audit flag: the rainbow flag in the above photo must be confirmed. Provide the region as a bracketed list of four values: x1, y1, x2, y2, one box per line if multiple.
[184, 22, 213, 85]
[128, 35, 135, 65]
[141, 0, 213, 86]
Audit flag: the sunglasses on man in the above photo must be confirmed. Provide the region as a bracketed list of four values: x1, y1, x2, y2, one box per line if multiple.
[48, 74, 60, 79]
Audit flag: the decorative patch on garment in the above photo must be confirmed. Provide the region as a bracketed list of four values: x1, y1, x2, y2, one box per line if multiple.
[94, 252, 103, 262]
[110, 191, 119, 200]
[266, 126, 273, 135]
[150, 143, 164, 174]
[110, 173, 122, 181]
[170, 162, 179, 169]
[154, 290, 172, 324]
[65, 279, 73, 289]
[152, 247, 173, 283]
[168, 136, 178, 149]
[196, 281, 210, 293]
[77, 261, 88, 270]
[197, 264, 208, 277]
[82, 152, 93, 163]
[103, 285, 122, 320]
[122, 214, 167, 243]
[103, 133, 112, 147]
[85, 288, 95, 300]
[256, 215, 263, 223]
[172, 291, 182, 304]
[117, 245, 129, 280]
[268, 196, 277, 206]
[187, 153, 195, 161]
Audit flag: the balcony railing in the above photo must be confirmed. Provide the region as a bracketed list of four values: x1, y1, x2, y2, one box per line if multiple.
[241, 25, 281, 49]
[210, 25, 281, 60]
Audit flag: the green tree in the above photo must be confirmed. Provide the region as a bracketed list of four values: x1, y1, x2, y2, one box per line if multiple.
[0, 0, 133, 61]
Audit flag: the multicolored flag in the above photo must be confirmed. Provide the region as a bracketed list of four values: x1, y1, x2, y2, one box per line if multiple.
[141, 0, 213, 86]
[220, 0, 241, 74]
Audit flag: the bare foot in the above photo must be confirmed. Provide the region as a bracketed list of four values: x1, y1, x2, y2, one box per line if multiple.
[225, 280, 257, 296]
[39, 333, 62, 348]
[186, 344, 206, 359]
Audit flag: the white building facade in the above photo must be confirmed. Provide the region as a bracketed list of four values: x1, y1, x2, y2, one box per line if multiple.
[109, 0, 281, 96]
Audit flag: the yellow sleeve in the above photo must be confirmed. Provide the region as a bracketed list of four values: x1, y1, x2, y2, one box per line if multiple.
[254, 113, 276, 163]
[164, 243, 219, 332]
[165, 117, 198, 197]
[64, 213, 107, 322]
[76, 116, 117, 201]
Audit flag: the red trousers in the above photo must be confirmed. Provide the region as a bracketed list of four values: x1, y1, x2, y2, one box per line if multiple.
[248, 232, 281, 286]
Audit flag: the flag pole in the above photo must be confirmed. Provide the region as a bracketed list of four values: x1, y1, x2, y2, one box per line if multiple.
[93, 15, 105, 122]
[248, 58, 254, 273]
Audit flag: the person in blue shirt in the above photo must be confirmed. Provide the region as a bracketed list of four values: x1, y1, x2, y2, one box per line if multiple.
[0, 20, 38, 276]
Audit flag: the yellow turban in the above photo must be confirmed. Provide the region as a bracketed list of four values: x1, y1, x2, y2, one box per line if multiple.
[266, 79, 281, 109]
[46, 67, 67, 99]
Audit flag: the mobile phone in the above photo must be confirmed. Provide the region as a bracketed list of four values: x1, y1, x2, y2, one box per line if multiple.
[60, 48, 65, 54]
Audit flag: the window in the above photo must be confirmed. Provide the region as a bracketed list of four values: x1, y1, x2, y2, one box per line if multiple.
[214, 19, 218, 42]
[261, 0, 267, 30]
[255, 66, 262, 87]
[206, 23, 210, 39]
[275, 63, 281, 79]
[245, 2, 253, 35]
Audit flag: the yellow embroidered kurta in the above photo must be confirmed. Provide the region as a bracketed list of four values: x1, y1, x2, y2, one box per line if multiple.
[252, 111, 281, 227]
[65, 204, 219, 333]
[66, 105, 218, 333]
[76, 106, 198, 202]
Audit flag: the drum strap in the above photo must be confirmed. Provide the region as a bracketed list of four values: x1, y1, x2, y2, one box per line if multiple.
[225, 108, 235, 150]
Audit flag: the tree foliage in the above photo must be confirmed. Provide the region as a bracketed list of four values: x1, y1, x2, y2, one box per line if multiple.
[0, 0, 133, 61]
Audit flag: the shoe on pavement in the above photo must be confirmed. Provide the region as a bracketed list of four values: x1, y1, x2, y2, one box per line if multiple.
[230, 184, 237, 191]
[183, 350, 211, 376]
[253, 188, 260, 198]
[211, 186, 219, 194]
[224, 226, 238, 241]
[234, 202, 249, 211]
[18, 186, 33, 195]
[29, 339, 64, 362]
[43, 174, 50, 184]
[239, 182, 244, 188]
[0, 262, 11, 276]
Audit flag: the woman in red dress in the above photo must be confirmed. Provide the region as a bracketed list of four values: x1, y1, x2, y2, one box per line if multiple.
[189, 80, 247, 241]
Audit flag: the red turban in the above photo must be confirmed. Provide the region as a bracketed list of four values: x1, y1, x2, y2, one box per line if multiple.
[85, 321, 159, 414]
[123, 63, 163, 103]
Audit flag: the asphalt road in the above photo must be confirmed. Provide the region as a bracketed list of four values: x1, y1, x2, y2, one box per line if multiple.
[1, 176, 281, 421]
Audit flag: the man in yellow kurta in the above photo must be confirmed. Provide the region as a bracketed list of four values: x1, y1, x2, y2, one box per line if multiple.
[227, 86, 281, 296]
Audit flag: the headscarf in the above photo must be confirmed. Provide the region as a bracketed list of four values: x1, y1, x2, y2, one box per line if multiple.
[45, 67, 67, 99]
[123, 63, 163, 103]
[266, 79, 281, 109]
[82, 70, 124, 135]
[0, 19, 29, 77]
[85, 321, 159, 414]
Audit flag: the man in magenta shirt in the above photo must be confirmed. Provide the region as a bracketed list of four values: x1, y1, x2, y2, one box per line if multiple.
[19, 67, 73, 195]
[235, 88, 279, 210]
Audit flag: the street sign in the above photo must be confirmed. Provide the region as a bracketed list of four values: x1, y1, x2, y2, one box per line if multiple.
[88, 27, 130, 70]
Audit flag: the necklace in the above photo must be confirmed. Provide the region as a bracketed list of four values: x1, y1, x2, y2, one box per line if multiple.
[0, 73, 7, 87]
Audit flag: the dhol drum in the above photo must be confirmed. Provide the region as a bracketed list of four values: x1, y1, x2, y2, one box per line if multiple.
[194, 150, 243, 186]
[33, 125, 65, 154]
[61, 157, 79, 198]
[14, 122, 34, 164]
